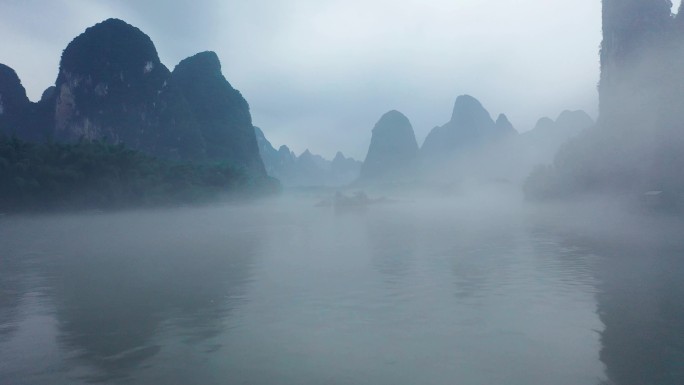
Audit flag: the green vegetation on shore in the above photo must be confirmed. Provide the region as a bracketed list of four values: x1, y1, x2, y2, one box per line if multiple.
[0, 136, 279, 213]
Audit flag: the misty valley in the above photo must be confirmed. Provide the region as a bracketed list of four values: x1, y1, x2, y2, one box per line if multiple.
[3, 1, 684, 385]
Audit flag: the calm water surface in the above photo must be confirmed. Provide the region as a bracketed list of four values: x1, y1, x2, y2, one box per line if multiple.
[1, 196, 683, 385]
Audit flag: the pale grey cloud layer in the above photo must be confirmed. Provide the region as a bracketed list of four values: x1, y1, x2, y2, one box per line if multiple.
[0, 0, 650, 159]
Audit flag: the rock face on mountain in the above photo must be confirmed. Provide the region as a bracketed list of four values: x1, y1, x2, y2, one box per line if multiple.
[0, 64, 54, 141]
[0, 64, 30, 136]
[525, 0, 684, 201]
[599, 0, 674, 123]
[169, 52, 264, 173]
[421, 95, 510, 158]
[359, 110, 418, 182]
[54, 18, 169, 146]
[9, 18, 268, 175]
[254, 126, 282, 176]
[598, 0, 684, 193]
[255, 126, 361, 187]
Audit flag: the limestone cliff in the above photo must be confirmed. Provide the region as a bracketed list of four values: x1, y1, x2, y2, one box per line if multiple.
[359, 110, 419, 182]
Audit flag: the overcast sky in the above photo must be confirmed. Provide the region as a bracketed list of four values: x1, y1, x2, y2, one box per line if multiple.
[2, 0, 664, 160]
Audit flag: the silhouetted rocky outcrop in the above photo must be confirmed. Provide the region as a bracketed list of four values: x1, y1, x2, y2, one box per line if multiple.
[0, 64, 53, 141]
[275, 146, 298, 177]
[359, 110, 418, 183]
[54, 19, 169, 146]
[599, 0, 673, 123]
[3, 18, 267, 177]
[254, 126, 282, 176]
[416, 95, 528, 187]
[0, 64, 31, 137]
[495, 114, 517, 136]
[525, 1, 684, 202]
[169, 51, 264, 173]
[421, 95, 505, 158]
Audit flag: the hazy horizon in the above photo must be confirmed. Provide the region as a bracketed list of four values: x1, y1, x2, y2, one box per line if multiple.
[0, 0, 657, 159]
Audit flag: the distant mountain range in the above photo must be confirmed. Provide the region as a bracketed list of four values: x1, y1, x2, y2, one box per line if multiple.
[356, 94, 593, 188]
[0, 18, 366, 188]
[0, 18, 595, 192]
[255, 127, 361, 187]
[258, 94, 592, 190]
[421, 95, 516, 158]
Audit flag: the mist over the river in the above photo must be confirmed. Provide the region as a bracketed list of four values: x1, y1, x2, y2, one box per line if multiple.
[2, 193, 683, 385]
[3, 1, 684, 385]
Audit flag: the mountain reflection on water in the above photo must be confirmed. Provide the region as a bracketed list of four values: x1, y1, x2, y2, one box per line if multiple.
[529, 204, 684, 385]
[0, 197, 683, 385]
[1, 206, 263, 384]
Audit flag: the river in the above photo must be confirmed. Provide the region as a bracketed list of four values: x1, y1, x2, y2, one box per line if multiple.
[1, 195, 683, 384]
